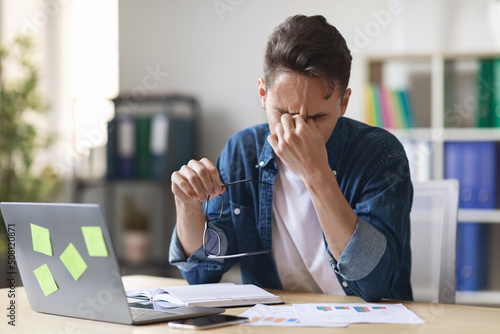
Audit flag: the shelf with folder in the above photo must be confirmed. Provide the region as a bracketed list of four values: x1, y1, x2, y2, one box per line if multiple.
[365, 57, 432, 129]
[107, 94, 199, 181]
[365, 52, 500, 130]
[364, 52, 500, 307]
[74, 94, 199, 275]
[444, 141, 498, 299]
[444, 56, 500, 129]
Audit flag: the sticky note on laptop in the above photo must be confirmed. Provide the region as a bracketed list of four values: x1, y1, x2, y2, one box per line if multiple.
[81, 226, 109, 257]
[60, 243, 88, 281]
[33, 263, 58, 296]
[31, 223, 53, 256]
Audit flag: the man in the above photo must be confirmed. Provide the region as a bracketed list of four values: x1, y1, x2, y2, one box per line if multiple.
[169, 15, 413, 302]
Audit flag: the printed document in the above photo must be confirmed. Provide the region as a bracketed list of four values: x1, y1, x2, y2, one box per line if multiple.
[240, 303, 424, 327]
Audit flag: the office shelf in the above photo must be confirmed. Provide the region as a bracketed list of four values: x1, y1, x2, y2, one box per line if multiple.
[458, 209, 500, 224]
[365, 52, 500, 307]
[456, 290, 500, 308]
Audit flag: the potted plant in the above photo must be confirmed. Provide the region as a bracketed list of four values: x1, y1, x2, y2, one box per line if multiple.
[0, 36, 60, 284]
[122, 195, 151, 264]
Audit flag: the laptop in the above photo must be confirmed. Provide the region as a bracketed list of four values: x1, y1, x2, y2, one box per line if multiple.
[0, 202, 224, 325]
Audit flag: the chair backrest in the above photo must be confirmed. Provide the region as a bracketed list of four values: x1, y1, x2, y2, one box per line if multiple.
[410, 179, 459, 304]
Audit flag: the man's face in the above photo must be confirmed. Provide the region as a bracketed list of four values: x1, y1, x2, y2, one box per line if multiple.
[258, 71, 351, 144]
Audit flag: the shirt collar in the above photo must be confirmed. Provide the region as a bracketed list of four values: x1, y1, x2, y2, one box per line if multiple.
[256, 127, 276, 169]
[326, 116, 346, 175]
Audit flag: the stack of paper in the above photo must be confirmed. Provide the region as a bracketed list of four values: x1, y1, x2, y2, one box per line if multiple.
[126, 282, 282, 308]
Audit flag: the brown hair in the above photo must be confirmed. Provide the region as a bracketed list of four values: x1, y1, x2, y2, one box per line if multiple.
[264, 15, 352, 99]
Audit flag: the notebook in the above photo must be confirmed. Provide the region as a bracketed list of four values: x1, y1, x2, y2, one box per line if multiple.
[126, 282, 283, 308]
[0, 202, 224, 325]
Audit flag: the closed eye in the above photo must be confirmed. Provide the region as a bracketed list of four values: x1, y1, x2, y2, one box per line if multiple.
[273, 106, 328, 120]
[274, 107, 294, 115]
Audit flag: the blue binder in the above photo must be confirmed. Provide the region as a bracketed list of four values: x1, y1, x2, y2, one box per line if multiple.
[477, 142, 498, 208]
[445, 142, 496, 291]
[455, 223, 489, 291]
[169, 118, 196, 173]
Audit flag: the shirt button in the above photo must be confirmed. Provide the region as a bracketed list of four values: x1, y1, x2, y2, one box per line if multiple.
[234, 208, 241, 215]
[259, 161, 265, 167]
[342, 281, 348, 288]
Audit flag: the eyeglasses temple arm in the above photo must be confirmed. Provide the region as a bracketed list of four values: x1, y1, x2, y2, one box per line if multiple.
[222, 179, 273, 187]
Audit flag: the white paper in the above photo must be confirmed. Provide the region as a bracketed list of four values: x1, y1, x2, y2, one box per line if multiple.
[125, 287, 186, 306]
[292, 303, 425, 325]
[239, 304, 348, 327]
[129, 299, 186, 310]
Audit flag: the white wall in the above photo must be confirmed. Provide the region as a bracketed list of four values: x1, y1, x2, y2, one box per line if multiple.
[118, 0, 499, 161]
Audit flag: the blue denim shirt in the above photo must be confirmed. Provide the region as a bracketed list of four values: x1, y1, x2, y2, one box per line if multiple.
[169, 117, 413, 302]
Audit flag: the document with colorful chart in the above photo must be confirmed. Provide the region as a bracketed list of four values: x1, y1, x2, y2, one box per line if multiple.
[292, 303, 424, 325]
[239, 304, 347, 327]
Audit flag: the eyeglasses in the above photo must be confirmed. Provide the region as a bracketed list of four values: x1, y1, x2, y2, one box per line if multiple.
[203, 179, 273, 259]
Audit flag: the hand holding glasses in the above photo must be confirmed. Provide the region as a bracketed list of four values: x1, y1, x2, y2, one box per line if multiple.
[203, 179, 273, 259]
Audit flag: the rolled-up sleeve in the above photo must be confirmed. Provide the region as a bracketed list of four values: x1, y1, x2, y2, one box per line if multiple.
[169, 226, 205, 271]
[168, 225, 227, 273]
[331, 216, 387, 281]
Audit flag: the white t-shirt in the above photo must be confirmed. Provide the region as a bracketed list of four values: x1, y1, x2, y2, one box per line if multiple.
[272, 159, 345, 295]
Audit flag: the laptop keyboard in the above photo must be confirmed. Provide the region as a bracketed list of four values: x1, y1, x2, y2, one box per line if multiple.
[130, 307, 181, 322]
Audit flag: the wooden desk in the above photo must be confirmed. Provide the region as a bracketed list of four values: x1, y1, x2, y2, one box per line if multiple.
[1, 275, 499, 333]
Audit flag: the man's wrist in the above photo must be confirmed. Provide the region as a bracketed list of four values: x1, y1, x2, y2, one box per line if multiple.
[302, 164, 337, 189]
[175, 196, 202, 210]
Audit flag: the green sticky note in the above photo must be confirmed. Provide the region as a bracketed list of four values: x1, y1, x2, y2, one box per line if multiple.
[33, 263, 58, 296]
[60, 243, 87, 281]
[81, 226, 109, 257]
[31, 223, 53, 256]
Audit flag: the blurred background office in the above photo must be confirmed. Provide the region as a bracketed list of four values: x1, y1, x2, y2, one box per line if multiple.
[1, 0, 499, 307]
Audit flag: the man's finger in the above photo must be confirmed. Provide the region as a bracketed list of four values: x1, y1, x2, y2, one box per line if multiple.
[275, 122, 285, 142]
[180, 164, 208, 202]
[171, 171, 197, 201]
[280, 113, 295, 133]
[293, 114, 306, 128]
[199, 158, 224, 195]
[189, 159, 216, 197]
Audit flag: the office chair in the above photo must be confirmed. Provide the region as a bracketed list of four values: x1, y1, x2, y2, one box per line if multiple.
[410, 179, 459, 304]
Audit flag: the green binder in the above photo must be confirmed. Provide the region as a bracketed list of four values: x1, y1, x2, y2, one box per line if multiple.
[135, 116, 152, 178]
[476, 59, 493, 127]
[492, 58, 500, 127]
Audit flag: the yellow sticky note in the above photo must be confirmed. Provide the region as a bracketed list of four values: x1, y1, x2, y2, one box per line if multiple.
[81, 226, 109, 257]
[33, 263, 58, 296]
[31, 223, 53, 256]
[60, 243, 87, 281]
